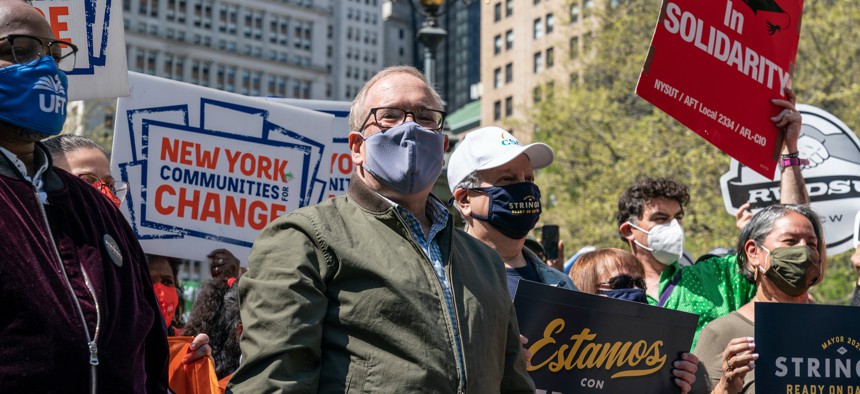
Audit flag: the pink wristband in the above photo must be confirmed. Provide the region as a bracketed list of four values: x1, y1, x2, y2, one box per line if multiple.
[780, 156, 809, 168]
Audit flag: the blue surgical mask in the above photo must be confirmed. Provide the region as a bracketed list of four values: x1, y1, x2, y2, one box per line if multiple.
[470, 182, 542, 240]
[361, 122, 445, 195]
[598, 288, 648, 303]
[0, 56, 69, 135]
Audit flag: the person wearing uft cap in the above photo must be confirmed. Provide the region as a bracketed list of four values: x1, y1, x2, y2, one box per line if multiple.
[447, 126, 576, 298]
[0, 1, 168, 392]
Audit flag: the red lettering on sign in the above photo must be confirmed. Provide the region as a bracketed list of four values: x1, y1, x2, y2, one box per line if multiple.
[224, 148, 288, 182]
[224, 194, 246, 227]
[177, 188, 201, 220]
[200, 192, 222, 223]
[225, 149, 241, 173]
[161, 137, 179, 162]
[159, 137, 219, 169]
[155, 184, 176, 215]
[155, 185, 286, 230]
[49, 7, 71, 43]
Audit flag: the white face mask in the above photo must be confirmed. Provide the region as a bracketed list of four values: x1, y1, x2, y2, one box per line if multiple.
[629, 219, 685, 266]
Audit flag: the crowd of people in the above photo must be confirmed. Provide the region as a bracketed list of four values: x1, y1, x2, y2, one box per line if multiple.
[1, 1, 858, 393]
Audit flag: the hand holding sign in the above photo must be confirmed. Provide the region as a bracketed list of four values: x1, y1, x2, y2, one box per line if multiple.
[672, 353, 700, 394]
[770, 87, 801, 153]
[717, 337, 757, 393]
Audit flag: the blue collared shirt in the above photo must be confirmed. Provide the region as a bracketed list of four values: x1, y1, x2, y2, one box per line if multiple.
[391, 197, 466, 387]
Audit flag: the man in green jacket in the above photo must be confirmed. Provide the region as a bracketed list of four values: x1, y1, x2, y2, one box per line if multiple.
[614, 88, 809, 351]
[228, 66, 534, 393]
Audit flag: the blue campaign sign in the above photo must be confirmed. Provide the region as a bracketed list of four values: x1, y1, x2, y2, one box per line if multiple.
[112, 73, 334, 264]
[514, 280, 698, 393]
[756, 302, 860, 393]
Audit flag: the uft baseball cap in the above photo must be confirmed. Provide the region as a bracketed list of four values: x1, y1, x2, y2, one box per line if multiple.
[447, 126, 554, 194]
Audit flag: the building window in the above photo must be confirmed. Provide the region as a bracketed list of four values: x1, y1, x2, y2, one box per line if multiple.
[533, 18, 542, 39]
[533, 52, 543, 73]
[546, 47, 554, 68]
[493, 100, 501, 120]
[570, 72, 579, 87]
[584, 0, 595, 16]
[570, 4, 580, 24]
[494, 67, 502, 88]
[504, 96, 513, 117]
[583, 32, 593, 54]
[494, 34, 502, 55]
[505, 63, 512, 83]
[533, 86, 542, 103]
[505, 0, 513, 16]
[546, 13, 555, 33]
[505, 29, 513, 49]
[569, 36, 579, 59]
[494, 2, 501, 21]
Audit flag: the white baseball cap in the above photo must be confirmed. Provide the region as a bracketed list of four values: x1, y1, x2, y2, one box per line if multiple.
[447, 126, 554, 193]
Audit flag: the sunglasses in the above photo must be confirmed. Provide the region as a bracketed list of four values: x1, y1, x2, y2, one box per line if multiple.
[599, 275, 646, 290]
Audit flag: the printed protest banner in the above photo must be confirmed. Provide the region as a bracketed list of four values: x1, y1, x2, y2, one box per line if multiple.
[33, 0, 129, 100]
[111, 72, 334, 263]
[514, 280, 698, 393]
[756, 302, 860, 393]
[721, 104, 860, 256]
[636, 0, 803, 178]
[265, 99, 352, 201]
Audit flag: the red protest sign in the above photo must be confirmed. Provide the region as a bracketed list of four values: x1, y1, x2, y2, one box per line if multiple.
[636, 0, 803, 178]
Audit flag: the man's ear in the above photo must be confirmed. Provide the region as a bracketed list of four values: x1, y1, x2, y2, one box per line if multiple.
[443, 134, 449, 152]
[348, 131, 365, 166]
[453, 188, 471, 216]
[618, 222, 635, 241]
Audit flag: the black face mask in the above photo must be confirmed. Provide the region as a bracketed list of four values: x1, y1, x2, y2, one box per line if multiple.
[598, 288, 648, 303]
[469, 182, 542, 240]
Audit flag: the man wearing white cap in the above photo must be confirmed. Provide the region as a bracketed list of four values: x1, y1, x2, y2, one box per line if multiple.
[447, 126, 575, 298]
[448, 127, 701, 393]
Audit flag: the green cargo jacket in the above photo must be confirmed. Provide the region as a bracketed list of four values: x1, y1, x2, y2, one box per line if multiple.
[228, 175, 535, 393]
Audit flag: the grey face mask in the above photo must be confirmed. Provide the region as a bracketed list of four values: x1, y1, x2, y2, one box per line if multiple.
[361, 121, 445, 195]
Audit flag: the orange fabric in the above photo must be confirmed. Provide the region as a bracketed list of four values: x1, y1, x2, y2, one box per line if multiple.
[218, 374, 232, 394]
[167, 336, 220, 394]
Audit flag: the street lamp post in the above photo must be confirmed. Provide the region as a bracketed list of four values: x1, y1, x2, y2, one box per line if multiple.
[415, 0, 447, 87]
[408, 0, 484, 86]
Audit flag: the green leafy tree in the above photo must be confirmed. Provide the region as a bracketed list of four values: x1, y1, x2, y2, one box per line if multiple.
[532, 0, 859, 303]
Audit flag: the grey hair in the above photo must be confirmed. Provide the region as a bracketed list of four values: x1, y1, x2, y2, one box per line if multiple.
[348, 65, 444, 132]
[451, 170, 483, 229]
[736, 204, 826, 283]
[41, 134, 107, 157]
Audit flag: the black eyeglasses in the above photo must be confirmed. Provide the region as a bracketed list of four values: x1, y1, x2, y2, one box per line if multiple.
[0, 34, 78, 72]
[599, 275, 646, 290]
[360, 107, 446, 131]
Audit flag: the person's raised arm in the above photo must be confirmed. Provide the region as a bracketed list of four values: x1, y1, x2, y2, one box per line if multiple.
[772, 87, 809, 205]
[850, 246, 860, 307]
